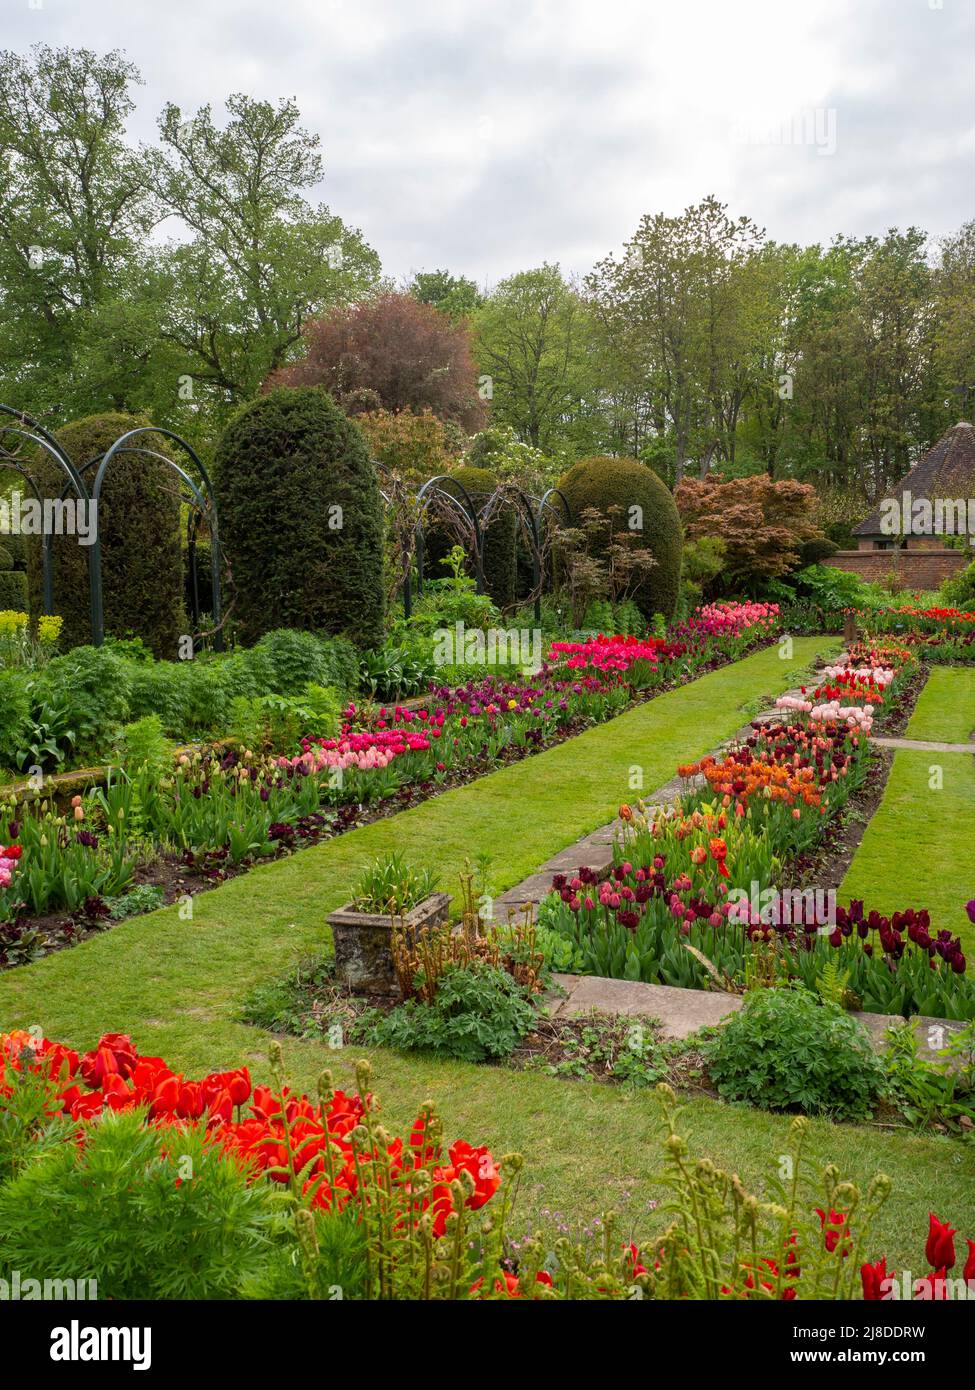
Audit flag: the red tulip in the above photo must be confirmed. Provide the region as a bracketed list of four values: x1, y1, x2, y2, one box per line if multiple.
[924, 1213, 956, 1271]
[861, 1257, 894, 1300]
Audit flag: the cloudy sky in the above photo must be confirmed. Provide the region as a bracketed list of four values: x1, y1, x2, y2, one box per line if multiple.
[7, 0, 975, 285]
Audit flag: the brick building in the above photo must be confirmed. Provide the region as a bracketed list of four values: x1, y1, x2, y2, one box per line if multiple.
[825, 422, 975, 589]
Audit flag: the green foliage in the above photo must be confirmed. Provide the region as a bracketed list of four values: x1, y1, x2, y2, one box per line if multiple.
[704, 987, 884, 1121]
[358, 642, 435, 700]
[124, 632, 356, 741]
[793, 563, 871, 611]
[108, 883, 166, 920]
[880, 1021, 973, 1131]
[26, 413, 185, 658]
[0, 669, 30, 767]
[214, 387, 386, 647]
[939, 558, 975, 609]
[0, 1109, 280, 1299]
[798, 536, 840, 566]
[557, 456, 683, 620]
[0, 568, 28, 610]
[115, 714, 175, 776]
[36, 645, 132, 760]
[358, 961, 536, 1062]
[349, 852, 439, 914]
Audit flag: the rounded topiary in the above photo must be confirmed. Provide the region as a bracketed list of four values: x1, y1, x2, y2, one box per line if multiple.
[25, 413, 185, 658]
[426, 464, 516, 609]
[798, 537, 839, 567]
[556, 456, 683, 621]
[0, 544, 28, 610]
[1, 533, 27, 570]
[213, 387, 386, 648]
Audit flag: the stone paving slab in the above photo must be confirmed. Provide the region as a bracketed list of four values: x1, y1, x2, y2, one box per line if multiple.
[541, 974, 967, 1056]
[873, 736, 975, 754]
[548, 973, 743, 1039]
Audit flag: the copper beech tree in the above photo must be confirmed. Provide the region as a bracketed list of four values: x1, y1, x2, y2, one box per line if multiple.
[675, 474, 826, 587]
[264, 292, 487, 432]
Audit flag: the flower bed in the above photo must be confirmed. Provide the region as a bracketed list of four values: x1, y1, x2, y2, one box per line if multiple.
[0, 604, 782, 967]
[539, 643, 975, 1019]
[866, 605, 975, 662]
[3, 1028, 963, 1301]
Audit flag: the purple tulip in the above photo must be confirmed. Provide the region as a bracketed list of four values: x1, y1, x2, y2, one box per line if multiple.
[966, 899, 975, 926]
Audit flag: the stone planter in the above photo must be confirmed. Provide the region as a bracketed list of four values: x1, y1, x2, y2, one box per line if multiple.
[327, 893, 451, 995]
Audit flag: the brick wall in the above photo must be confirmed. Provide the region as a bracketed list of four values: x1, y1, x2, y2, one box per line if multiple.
[825, 549, 969, 589]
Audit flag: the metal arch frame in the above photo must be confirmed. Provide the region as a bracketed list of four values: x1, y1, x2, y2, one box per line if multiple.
[496, 482, 545, 621]
[88, 426, 224, 651]
[534, 486, 572, 614]
[414, 474, 485, 597]
[0, 406, 94, 618]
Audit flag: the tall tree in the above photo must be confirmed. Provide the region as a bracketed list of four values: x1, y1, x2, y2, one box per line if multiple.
[474, 264, 597, 452]
[587, 197, 764, 480]
[0, 45, 155, 416]
[148, 94, 381, 417]
[409, 268, 482, 319]
[935, 220, 975, 421]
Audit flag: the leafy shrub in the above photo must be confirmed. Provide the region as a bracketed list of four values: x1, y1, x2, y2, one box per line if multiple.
[557, 457, 683, 620]
[358, 961, 536, 1062]
[0, 1109, 278, 1299]
[704, 987, 884, 1121]
[798, 537, 840, 566]
[36, 645, 131, 759]
[939, 558, 975, 610]
[214, 387, 386, 647]
[794, 563, 872, 612]
[114, 714, 174, 775]
[0, 669, 30, 766]
[26, 412, 185, 657]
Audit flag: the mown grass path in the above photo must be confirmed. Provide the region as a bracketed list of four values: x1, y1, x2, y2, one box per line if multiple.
[7, 634, 973, 1265]
[842, 667, 975, 956]
[1, 638, 839, 1050]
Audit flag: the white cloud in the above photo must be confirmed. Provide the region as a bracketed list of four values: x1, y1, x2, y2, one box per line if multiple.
[7, 0, 975, 282]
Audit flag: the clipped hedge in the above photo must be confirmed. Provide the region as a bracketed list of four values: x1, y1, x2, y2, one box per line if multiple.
[0, 545, 28, 610]
[557, 456, 683, 621]
[429, 464, 517, 609]
[25, 413, 185, 658]
[214, 387, 385, 648]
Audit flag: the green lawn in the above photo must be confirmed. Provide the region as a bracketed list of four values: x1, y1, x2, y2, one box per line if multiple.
[7, 633, 969, 1267]
[906, 665, 975, 744]
[842, 665, 975, 956]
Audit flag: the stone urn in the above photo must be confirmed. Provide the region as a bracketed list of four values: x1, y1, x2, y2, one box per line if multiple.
[327, 892, 451, 995]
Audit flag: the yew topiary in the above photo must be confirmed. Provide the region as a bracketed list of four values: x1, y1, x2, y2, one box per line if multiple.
[0, 544, 28, 610]
[213, 387, 386, 648]
[25, 413, 184, 657]
[557, 456, 683, 620]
